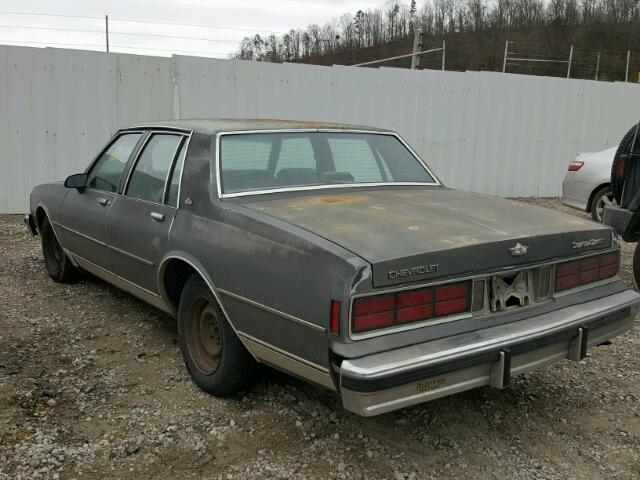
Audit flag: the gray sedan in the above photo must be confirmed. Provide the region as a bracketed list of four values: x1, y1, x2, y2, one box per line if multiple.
[26, 119, 640, 416]
[562, 146, 617, 222]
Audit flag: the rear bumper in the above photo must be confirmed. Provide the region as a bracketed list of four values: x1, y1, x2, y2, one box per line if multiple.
[561, 176, 590, 212]
[24, 214, 37, 236]
[561, 196, 588, 212]
[339, 289, 640, 416]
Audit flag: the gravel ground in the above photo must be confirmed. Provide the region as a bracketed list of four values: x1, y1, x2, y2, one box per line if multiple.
[1, 198, 639, 480]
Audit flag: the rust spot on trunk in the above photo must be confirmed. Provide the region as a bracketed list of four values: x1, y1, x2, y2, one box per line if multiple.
[290, 195, 368, 208]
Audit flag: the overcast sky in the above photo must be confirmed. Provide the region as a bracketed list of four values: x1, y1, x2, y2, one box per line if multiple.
[0, 0, 386, 58]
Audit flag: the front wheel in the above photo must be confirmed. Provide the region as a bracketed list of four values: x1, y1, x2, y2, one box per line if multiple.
[40, 217, 79, 283]
[178, 275, 256, 396]
[590, 186, 616, 223]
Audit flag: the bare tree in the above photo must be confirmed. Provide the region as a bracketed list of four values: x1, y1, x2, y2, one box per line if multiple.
[233, 0, 640, 73]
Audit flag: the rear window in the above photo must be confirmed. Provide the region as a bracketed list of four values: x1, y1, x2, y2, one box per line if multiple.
[219, 132, 435, 195]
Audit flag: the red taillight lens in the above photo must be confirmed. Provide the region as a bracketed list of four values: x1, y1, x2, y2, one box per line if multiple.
[352, 281, 471, 334]
[434, 282, 470, 317]
[555, 252, 618, 292]
[352, 294, 394, 333]
[330, 300, 341, 334]
[397, 288, 434, 324]
[568, 161, 584, 171]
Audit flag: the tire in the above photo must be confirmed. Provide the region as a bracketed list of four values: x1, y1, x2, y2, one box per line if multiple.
[633, 243, 640, 289]
[590, 185, 616, 223]
[178, 275, 256, 396]
[611, 123, 639, 204]
[40, 217, 79, 283]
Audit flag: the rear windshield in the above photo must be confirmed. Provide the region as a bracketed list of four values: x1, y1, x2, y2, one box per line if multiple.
[218, 132, 436, 195]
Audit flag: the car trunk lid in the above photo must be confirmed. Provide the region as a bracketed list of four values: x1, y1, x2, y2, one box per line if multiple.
[238, 187, 612, 287]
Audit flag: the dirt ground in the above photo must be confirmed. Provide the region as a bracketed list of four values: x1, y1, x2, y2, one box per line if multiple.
[1, 198, 639, 480]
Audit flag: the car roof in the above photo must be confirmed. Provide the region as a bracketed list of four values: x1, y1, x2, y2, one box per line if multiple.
[122, 118, 390, 135]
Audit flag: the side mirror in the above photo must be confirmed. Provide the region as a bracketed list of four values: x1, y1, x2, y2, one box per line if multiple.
[64, 173, 88, 190]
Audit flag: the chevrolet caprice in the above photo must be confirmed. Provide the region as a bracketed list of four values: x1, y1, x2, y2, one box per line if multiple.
[26, 119, 640, 416]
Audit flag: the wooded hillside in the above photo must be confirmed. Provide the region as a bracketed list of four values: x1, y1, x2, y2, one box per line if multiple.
[236, 0, 640, 81]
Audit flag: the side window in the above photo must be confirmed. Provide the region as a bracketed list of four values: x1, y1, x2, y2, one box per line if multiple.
[86, 133, 142, 192]
[126, 134, 183, 204]
[328, 138, 383, 182]
[166, 139, 187, 207]
[274, 137, 315, 174]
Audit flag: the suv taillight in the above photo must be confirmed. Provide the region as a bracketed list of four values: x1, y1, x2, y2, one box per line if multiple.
[352, 280, 471, 334]
[555, 252, 618, 292]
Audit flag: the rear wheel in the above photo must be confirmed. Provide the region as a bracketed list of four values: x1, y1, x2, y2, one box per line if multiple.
[178, 275, 256, 396]
[590, 186, 616, 222]
[40, 217, 79, 283]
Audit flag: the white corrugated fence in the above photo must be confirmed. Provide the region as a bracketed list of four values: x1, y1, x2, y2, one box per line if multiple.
[2, 44, 640, 213]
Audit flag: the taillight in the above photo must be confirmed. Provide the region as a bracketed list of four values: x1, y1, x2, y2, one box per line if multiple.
[555, 252, 618, 292]
[352, 295, 394, 332]
[330, 300, 341, 334]
[568, 161, 584, 171]
[352, 281, 471, 334]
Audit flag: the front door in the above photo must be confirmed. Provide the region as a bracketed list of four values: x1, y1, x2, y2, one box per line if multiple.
[106, 132, 188, 293]
[60, 132, 143, 268]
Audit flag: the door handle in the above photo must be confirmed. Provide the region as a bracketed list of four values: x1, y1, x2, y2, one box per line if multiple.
[150, 212, 165, 222]
[97, 197, 110, 206]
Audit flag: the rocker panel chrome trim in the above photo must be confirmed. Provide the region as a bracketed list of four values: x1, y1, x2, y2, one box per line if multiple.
[70, 252, 172, 314]
[237, 332, 335, 391]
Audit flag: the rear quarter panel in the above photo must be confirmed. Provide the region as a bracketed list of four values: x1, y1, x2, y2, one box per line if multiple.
[165, 207, 367, 368]
[161, 132, 368, 370]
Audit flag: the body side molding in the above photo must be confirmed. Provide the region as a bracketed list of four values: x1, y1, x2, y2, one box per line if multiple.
[218, 288, 326, 333]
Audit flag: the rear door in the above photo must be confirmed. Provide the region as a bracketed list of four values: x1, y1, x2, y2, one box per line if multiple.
[106, 131, 189, 293]
[60, 132, 143, 268]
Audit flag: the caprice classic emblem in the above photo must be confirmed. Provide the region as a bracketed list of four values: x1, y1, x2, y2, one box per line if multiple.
[388, 264, 439, 280]
[509, 242, 529, 257]
[572, 238, 604, 249]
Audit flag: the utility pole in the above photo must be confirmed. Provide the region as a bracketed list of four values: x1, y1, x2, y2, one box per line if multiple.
[411, 28, 424, 69]
[442, 39, 445, 71]
[595, 52, 600, 80]
[567, 45, 573, 78]
[105, 14, 110, 53]
[625, 50, 630, 82]
[502, 40, 509, 73]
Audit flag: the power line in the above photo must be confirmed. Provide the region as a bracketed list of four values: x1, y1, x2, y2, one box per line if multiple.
[111, 17, 288, 35]
[0, 10, 288, 35]
[0, 24, 239, 43]
[0, 40, 234, 57]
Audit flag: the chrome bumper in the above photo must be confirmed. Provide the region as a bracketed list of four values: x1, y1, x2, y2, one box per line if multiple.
[340, 289, 640, 416]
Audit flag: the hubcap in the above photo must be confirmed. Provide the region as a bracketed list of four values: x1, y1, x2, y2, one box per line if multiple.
[186, 297, 223, 375]
[596, 193, 616, 222]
